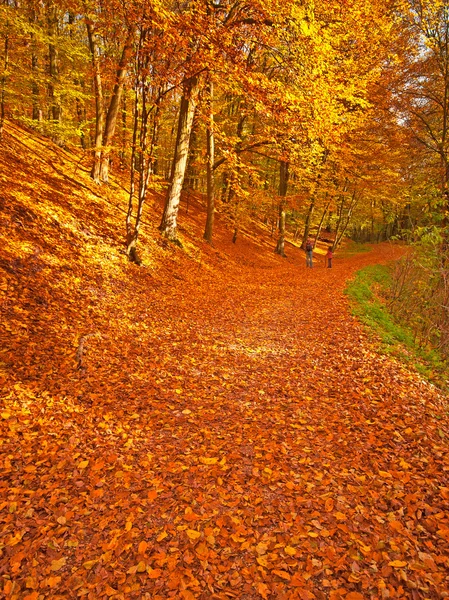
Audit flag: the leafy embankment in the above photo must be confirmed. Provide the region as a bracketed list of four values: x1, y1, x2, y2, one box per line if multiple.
[346, 265, 449, 391]
[1, 122, 449, 600]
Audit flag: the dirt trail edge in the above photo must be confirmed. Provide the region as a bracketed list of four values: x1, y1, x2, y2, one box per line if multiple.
[1, 126, 449, 599]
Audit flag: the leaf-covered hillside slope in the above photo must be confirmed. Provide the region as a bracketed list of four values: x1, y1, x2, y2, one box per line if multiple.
[1, 122, 448, 599]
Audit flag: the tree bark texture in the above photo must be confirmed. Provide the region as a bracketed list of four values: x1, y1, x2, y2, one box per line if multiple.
[275, 159, 289, 256]
[86, 21, 104, 183]
[99, 27, 135, 183]
[160, 75, 200, 241]
[204, 79, 215, 243]
[0, 21, 8, 140]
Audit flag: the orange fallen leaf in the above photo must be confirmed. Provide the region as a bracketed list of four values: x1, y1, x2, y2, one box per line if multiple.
[50, 557, 66, 571]
[148, 567, 162, 579]
[136, 561, 146, 572]
[257, 582, 270, 599]
[199, 456, 218, 465]
[388, 560, 407, 568]
[186, 529, 201, 540]
[273, 569, 290, 581]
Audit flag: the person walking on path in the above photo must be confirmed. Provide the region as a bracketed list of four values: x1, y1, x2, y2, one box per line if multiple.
[305, 238, 314, 268]
[325, 246, 333, 268]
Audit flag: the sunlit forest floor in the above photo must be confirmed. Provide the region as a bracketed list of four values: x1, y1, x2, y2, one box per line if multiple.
[1, 122, 448, 599]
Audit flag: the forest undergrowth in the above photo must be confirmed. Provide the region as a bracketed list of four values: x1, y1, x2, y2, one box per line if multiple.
[1, 123, 449, 599]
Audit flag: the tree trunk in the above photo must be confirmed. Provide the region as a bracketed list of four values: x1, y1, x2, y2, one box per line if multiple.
[30, 7, 41, 123]
[99, 26, 135, 183]
[0, 21, 8, 140]
[204, 78, 215, 243]
[315, 194, 331, 246]
[275, 159, 289, 256]
[86, 21, 104, 183]
[301, 150, 329, 248]
[126, 26, 161, 263]
[127, 95, 161, 262]
[302, 197, 315, 248]
[334, 189, 358, 250]
[160, 75, 200, 242]
[47, 4, 61, 144]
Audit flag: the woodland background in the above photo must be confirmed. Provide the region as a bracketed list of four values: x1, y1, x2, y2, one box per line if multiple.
[1, 0, 449, 355]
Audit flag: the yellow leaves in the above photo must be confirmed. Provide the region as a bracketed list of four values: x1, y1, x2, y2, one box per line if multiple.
[399, 457, 410, 470]
[7, 531, 24, 546]
[334, 512, 347, 521]
[50, 557, 66, 571]
[1, 411, 11, 419]
[46, 576, 62, 588]
[127, 563, 142, 575]
[77, 460, 89, 469]
[156, 531, 168, 542]
[56, 516, 67, 525]
[199, 456, 218, 465]
[256, 541, 269, 555]
[136, 561, 147, 573]
[257, 555, 269, 567]
[378, 470, 392, 478]
[186, 529, 201, 540]
[125, 520, 133, 532]
[83, 559, 98, 570]
[388, 560, 407, 568]
[284, 545, 297, 556]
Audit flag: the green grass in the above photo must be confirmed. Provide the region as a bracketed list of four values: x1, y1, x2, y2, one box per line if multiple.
[339, 241, 372, 257]
[345, 264, 448, 391]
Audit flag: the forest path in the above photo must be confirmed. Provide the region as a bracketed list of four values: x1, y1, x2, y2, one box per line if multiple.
[3, 237, 449, 599]
[1, 123, 448, 599]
